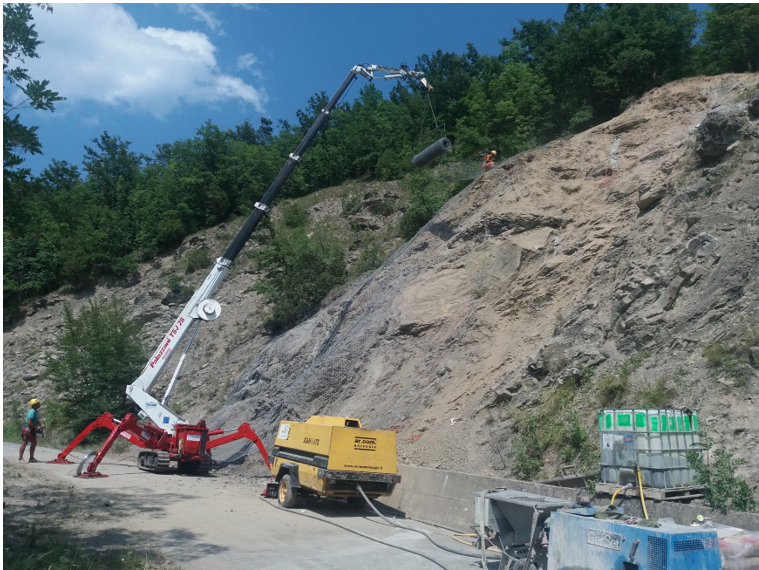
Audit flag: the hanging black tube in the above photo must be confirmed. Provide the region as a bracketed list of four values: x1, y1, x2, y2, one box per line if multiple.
[412, 137, 452, 168]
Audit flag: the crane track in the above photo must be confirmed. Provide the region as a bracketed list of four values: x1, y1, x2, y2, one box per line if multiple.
[196, 456, 213, 475]
[138, 450, 171, 473]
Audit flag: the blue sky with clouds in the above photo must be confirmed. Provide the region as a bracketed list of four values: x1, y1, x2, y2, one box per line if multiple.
[10, 3, 574, 175]
[9, 3, 704, 176]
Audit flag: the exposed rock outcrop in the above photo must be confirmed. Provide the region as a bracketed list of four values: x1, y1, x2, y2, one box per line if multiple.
[210, 73, 759, 482]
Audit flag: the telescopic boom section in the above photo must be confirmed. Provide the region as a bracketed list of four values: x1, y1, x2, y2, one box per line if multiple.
[127, 64, 430, 435]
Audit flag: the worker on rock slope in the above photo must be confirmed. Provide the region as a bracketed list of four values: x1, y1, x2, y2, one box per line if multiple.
[482, 150, 497, 171]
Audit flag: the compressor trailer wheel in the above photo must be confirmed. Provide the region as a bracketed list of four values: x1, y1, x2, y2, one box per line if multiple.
[278, 474, 298, 508]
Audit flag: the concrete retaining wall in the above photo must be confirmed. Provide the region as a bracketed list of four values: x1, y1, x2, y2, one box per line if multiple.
[615, 494, 759, 531]
[377, 464, 579, 531]
[378, 464, 759, 532]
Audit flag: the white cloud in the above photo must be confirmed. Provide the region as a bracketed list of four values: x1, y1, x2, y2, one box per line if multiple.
[178, 4, 223, 33]
[231, 4, 262, 11]
[18, 4, 267, 119]
[237, 53, 264, 79]
[237, 53, 258, 70]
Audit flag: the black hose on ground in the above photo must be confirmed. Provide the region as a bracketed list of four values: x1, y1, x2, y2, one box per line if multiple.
[356, 485, 499, 562]
[412, 137, 452, 168]
[257, 495, 453, 570]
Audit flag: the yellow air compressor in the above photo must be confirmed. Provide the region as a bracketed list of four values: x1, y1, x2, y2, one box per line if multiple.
[269, 416, 400, 508]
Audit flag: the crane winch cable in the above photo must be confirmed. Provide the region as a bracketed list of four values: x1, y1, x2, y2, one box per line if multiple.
[414, 86, 446, 147]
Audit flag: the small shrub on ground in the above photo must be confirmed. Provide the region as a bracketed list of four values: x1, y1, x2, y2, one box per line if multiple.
[341, 188, 362, 216]
[702, 322, 759, 387]
[184, 248, 212, 273]
[597, 352, 650, 407]
[509, 380, 599, 481]
[511, 416, 545, 480]
[368, 200, 395, 217]
[3, 399, 25, 443]
[351, 237, 388, 276]
[560, 412, 599, 473]
[637, 376, 678, 408]
[686, 433, 758, 512]
[279, 201, 309, 228]
[3, 525, 175, 570]
[510, 409, 599, 480]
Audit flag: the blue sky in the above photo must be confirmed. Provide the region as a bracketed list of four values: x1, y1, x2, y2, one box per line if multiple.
[9, 3, 704, 177]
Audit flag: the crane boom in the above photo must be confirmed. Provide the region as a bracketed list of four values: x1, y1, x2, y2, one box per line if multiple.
[128, 64, 430, 434]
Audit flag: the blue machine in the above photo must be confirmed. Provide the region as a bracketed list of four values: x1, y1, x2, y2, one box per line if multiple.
[547, 509, 722, 570]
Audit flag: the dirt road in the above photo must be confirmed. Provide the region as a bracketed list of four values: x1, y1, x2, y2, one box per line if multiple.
[3, 442, 487, 570]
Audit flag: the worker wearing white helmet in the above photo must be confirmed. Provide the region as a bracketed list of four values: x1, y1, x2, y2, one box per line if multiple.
[19, 398, 45, 462]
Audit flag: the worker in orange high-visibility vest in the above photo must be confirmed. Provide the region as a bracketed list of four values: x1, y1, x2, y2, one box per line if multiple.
[482, 150, 497, 171]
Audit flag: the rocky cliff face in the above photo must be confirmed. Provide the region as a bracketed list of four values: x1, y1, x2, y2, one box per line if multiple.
[212, 72, 759, 481]
[5, 73, 758, 486]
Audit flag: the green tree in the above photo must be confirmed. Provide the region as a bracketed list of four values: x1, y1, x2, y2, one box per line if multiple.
[83, 132, 143, 211]
[46, 300, 146, 435]
[510, 4, 698, 132]
[699, 3, 759, 74]
[414, 47, 478, 129]
[455, 48, 554, 158]
[254, 223, 346, 333]
[3, 3, 65, 303]
[3, 3, 64, 182]
[3, 228, 60, 307]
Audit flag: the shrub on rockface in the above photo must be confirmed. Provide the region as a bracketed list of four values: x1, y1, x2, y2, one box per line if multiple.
[596, 352, 649, 407]
[184, 248, 212, 273]
[399, 170, 457, 240]
[278, 200, 309, 229]
[253, 223, 346, 333]
[702, 321, 759, 387]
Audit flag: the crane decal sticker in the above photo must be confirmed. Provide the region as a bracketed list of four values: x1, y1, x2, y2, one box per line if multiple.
[149, 317, 185, 368]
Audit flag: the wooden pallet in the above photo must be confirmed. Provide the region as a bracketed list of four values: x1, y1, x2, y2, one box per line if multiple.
[595, 482, 704, 501]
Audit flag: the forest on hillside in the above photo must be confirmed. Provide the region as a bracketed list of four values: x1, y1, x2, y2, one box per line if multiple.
[4, 3, 759, 314]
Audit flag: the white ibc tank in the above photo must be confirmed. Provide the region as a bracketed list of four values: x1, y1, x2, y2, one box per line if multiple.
[598, 408, 700, 489]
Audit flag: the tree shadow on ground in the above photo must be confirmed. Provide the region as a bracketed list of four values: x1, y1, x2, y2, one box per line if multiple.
[3, 460, 231, 562]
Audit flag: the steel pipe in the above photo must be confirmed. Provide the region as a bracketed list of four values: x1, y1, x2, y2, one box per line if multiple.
[412, 137, 452, 168]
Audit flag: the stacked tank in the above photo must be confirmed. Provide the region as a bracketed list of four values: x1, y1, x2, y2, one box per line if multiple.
[599, 408, 701, 489]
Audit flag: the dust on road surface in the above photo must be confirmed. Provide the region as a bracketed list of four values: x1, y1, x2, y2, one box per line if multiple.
[3, 442, 488, 570]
